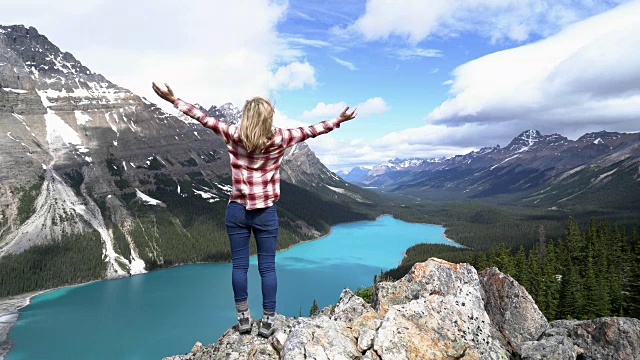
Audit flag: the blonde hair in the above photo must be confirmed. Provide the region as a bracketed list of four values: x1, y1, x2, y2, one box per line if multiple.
[239, 97, 276, 153]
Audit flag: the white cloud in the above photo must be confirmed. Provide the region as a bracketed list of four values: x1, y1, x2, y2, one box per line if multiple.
[302, 122, 485, 170]
[285, 37, 331, 47]
[331, 56, 358, 71]
[427, 1, 640, 137]
[342, 0, 625, 44]
[393, 47, 443, 60]
[302, 102, 347, 120]
[270, 61, 317, 90]
[0, 0, 317, 110]
[302, 97, 390, 119]
[282, 109, 501, 170]
[357, 97, 390, 117]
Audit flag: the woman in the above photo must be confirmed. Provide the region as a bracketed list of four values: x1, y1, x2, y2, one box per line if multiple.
[152, 82, 357, 337]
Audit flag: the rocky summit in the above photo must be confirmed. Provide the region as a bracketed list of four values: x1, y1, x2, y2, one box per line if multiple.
[164, 258, 640, 360]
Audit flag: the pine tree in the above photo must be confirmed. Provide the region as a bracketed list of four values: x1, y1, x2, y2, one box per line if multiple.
[608, 225, 625, 316]
[309, 298, 318, 316]
[559, 259, 583, 319]
[592, 220, 610, 317]
[514, 246, 530, 290]
[561, 217, 585, 318]
[539, 224, 547, 266]
[626, 228, 640, 318]
[488, 246, 497, 269]
[566, 217, 584, 266]
[582, 248, 599, 319]
[496, 243, 515, 276]
[540, 242, 560, 320]
[527, 245, 543, 302]
[465, 252, 474, 269]
[475, 252, 488, 272]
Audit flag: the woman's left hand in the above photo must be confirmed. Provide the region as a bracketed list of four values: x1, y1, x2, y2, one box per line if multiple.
[152, 82, 177, 104]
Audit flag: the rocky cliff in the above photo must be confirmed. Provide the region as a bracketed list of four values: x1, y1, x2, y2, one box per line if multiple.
[165, 258, 640, 360]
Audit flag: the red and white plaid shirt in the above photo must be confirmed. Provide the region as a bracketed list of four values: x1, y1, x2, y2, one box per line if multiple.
[174, 98, 342, 210]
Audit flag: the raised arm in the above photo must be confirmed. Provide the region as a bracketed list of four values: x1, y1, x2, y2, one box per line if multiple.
[282, 106, 357, 148]
[152, 82, 235, 144]
[173, 98, 235, 144]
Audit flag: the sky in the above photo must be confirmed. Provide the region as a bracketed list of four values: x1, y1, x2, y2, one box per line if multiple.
[2, 0, 639, 171]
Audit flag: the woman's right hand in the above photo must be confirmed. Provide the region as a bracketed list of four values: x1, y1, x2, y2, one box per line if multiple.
[152, 82, 177, 104]
[338, 106, 357, 123]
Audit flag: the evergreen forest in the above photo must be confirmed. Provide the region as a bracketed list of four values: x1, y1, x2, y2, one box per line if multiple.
[384, 217, 640, 321]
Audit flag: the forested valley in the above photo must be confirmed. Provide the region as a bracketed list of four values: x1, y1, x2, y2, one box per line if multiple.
[382, 217, 640, 321]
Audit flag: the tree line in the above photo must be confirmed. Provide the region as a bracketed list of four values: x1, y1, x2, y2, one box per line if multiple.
[0, 231, 106, 297]
[473, 218, 639, 320]
[385, 217, 640, 321]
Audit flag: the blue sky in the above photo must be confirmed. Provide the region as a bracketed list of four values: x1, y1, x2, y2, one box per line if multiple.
[2, 0, 639, 171]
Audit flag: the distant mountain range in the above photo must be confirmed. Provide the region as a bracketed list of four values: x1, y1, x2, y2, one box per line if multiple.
[0, 24, 380, 284]
[343, 129, 640, 209]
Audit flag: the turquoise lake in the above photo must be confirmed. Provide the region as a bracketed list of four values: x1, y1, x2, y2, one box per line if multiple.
[7, 215, 456, 359]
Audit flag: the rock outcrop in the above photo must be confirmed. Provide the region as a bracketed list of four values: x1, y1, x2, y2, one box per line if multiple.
[164, 259, 640, 360]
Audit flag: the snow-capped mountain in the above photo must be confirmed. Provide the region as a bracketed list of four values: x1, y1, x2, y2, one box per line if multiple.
[336, 166, 370, 183]
[205, 103, 242, 126]
[369, 158, 426, 177]
[0, 25, 377, 284]
[357, 129, 640, 208]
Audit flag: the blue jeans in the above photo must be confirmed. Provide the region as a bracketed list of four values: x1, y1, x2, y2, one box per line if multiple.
[225, 201, 279, 312]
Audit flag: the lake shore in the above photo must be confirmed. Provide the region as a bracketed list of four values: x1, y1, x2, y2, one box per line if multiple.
[0, 290, 46, 359]
[0, 213, 438, 358]
[394, 223, 464, 267]
[0, 276, 113, 359]
[443, 232, 468, 248]
[0, 219, 339, 359]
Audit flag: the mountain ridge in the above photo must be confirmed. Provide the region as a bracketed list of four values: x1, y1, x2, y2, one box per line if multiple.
[345, 128, 640, 208]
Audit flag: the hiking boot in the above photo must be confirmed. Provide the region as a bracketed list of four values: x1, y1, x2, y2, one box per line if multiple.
[258, 313, 276, 338]
[236, 310, 252, 334]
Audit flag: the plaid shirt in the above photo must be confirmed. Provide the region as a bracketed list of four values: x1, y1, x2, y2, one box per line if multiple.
[174, 98, 342, 210]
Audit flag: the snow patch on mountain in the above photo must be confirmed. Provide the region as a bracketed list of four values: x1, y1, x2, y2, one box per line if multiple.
[326, 185, 346, 193]
[74, 110, 91, 125]
[215, 183, 232, 194]
[490, 154, 520, 170]
[44, 109, 90, 158]
[193, 189, 220, 203]
[2, 88, 27, 93]
[135, 189, 165, 206]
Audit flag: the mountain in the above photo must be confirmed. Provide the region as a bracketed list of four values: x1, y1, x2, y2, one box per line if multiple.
[357, 129, 640, 208]
[165, 259, 640, 359]
[335, 166, 370, 183]
[0, 25, 381, 294]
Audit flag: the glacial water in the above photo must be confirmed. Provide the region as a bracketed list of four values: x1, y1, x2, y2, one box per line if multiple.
[7, 215, 457, 359]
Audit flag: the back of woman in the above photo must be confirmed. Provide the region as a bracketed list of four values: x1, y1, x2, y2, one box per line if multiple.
[152, 82, 357, 337]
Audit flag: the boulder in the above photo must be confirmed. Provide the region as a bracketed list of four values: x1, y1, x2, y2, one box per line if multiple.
[478, 267, 548, 351]
[373, 259, 508, 359]
[282, 316, 360, 360]
[332, 288, 382, 341]
[520, 336, 576, 360]
[538, 318, 640, 360]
